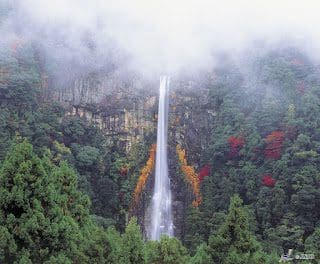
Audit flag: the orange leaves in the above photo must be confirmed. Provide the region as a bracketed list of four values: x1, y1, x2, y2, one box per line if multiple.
[264, 131, 285, 159]
[132, 144, 203, 209]
[132, 144, 156, 207]
[176, 145, 202, 207]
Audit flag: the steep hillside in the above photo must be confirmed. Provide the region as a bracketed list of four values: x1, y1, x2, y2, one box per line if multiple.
[1, 38, 320, 260]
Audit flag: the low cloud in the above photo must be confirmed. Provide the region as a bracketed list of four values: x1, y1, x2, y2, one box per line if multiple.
[2, 0, 320, 76]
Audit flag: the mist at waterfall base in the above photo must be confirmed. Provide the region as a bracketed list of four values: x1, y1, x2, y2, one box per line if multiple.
[149, 76, 174, 240]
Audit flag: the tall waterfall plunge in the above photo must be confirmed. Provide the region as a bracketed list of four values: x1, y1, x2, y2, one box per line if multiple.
[149, 76, 174, 240]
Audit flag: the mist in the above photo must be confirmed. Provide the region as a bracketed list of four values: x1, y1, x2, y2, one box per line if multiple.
[2, 0, 320, 76]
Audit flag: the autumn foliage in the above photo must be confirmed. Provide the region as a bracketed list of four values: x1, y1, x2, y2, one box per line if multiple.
[228, 136, 245, 158]
[264, 131, 285, 159]
[198, 165, 210, 182]
[176, 144, 202, 207]
[262, 175, 276, 187]
[132, 144, 156, 207]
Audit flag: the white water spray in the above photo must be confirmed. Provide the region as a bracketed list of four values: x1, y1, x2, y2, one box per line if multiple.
[149, 76, 174, 240]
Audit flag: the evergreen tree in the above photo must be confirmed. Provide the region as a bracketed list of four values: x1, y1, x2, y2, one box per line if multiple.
[0, 140, 109, 263]
[208, 195, 269, 263]
[184, 207, 205, 253]
[122, 217, 145, 264]
[145, 235, 190, 264]
[188, 243, 212, 264]
[105, 226, 127, 263]
[304, 228, 320, 260]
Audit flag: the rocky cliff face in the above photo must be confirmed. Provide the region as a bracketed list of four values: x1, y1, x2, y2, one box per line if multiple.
[44, 69, 215, 239]
[166, 77, 215, 239]
[43, 70, 159, 152]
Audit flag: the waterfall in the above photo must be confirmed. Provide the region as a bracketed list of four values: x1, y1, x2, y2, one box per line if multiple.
[149, 76, 174, 240]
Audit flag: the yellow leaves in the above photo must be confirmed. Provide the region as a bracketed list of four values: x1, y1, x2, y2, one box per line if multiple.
[132, 144, 156, 207]
[131, 144, 202, 209]
[176, 145, 202, 207]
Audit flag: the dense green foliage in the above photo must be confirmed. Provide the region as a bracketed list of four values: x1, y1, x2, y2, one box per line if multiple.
[0, 140, 189, 263]
[181, 49, 320, 262]
[207, 195, 276, 263]
[0, 42, 152, 232]
[0, 140, 110, 263]
[1, 35, 320, 262]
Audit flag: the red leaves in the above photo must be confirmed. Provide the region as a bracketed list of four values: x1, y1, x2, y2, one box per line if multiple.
[264, 131, 285, 159]
[228, 136, 245, 158]
[198, 165, 210, 182]
[262, 175, 276, 187]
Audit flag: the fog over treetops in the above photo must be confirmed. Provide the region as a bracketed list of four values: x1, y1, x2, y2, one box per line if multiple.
[1, 0, 320, 76]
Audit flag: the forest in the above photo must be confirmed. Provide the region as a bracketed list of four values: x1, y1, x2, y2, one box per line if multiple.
[1, 1, 320, 264]
[1, 36, 320, 263]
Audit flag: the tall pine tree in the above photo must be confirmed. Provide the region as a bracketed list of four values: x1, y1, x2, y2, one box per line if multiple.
[208, 195, 277, 263]
[0, 139, 109, 263]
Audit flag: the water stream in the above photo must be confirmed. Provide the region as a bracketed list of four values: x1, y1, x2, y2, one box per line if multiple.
[149, 76, 174, 240]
